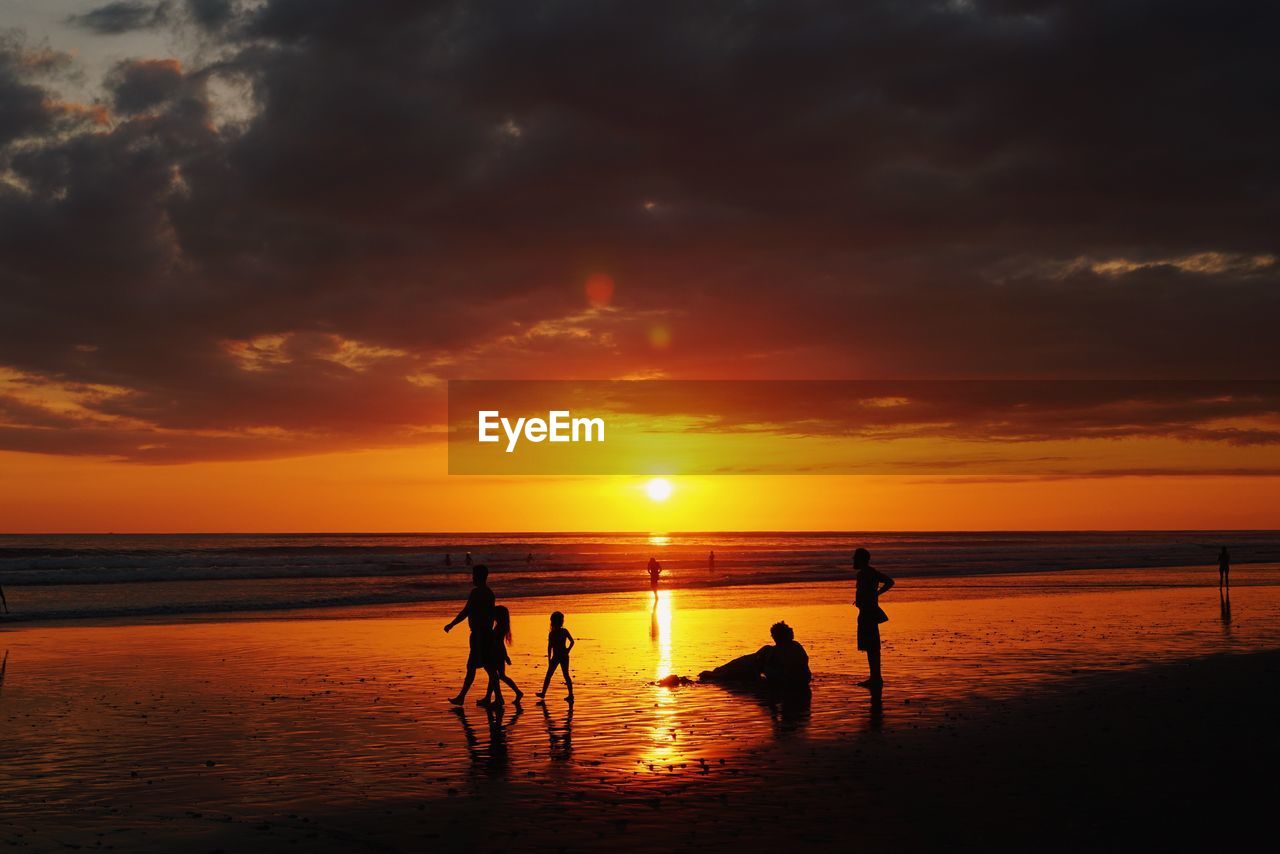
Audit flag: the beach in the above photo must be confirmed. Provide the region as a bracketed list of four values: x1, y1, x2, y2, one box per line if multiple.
[2, 562, 1277, 851]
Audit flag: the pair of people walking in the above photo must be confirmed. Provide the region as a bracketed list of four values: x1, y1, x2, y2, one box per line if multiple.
[444, 565, 575, 707]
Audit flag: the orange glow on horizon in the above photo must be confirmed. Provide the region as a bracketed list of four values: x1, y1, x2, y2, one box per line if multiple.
[1, 446, 1279, 533]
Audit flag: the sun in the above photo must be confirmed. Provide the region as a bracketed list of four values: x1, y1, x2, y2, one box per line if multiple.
[645, 477, 674, 502]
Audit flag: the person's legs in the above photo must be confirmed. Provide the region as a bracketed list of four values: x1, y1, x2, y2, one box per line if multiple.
[559, 658, 573, 698]
[500, 671, 523, 699]
[451, 637, 483, 703]
[538, 663, 554, 697]
[868, 647, 882, 684]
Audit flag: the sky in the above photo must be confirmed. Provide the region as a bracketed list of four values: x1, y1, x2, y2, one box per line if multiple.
[1, 0, 1278, 532]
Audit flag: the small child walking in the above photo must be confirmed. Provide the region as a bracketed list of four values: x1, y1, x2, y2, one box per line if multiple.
[480, 605, 523, 706]
[536, 611, 575, 704]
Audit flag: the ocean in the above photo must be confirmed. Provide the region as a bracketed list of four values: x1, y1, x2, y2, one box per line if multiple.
[1, 531, 1276, 624]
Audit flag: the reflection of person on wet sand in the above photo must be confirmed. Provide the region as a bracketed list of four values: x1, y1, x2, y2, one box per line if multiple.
[1220, 587, 1232, 628]
[647, 557, 662, 598]
[0, 581, 8, 614]
[650, 600, 659, 641]
[699, 621, 812, 695]
[1219, 546, 1230, 588]
[452, 704, 522, 776]
[0, 650, 8, 696]
[540, 702, 573, 761]
[853, 548, 894, 688]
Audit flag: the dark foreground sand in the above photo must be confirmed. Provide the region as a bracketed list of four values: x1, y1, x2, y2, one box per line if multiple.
[9, 649, 1276, 852]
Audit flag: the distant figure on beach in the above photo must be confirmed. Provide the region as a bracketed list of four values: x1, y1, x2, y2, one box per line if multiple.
[536, 611, 575, 704]
[647, 557, 662, 598]
[1218, 546, 1230, 588]
[708, 550, 716, 573]
[853, 548, 894, 688]
[465, 552, 473, 566]
[443, 565, 496, 705]
[526, 553, 534, 565]
[480, 605, 523, 707]
[444, 553, 452, 567]
[699, 621, 812, 695]
[0, 582, 7, 615]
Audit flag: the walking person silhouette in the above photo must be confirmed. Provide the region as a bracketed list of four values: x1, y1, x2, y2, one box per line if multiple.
[1218, 546, 1230, 588]
[444, 565, 495, 705]
[480, 605, 524, 706]
[536, 611, 575, 704]
[647, 556, 662, 599]
[853, 548, 894, 688]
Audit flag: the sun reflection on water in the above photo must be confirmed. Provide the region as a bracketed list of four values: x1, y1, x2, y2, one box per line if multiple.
[645, 590, 678, 768]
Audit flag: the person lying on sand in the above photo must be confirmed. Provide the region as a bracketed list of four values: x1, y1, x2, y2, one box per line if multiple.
[699, 621, 812, 694]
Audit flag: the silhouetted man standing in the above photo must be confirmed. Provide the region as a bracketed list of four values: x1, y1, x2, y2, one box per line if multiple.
[853, 548, 894, 687]
[1219, 546, 1231, 588]
[444, 564, 495, 705]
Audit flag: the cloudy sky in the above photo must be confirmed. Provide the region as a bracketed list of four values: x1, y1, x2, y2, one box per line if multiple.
[1, 1, 1277, 530]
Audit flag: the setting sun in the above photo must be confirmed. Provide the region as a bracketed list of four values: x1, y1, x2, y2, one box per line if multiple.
[645, 477, 674, 502]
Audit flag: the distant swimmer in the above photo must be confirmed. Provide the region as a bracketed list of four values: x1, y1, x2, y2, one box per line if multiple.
[708, 550, 716, 573]
[1219, 546, 1230, 588]
[647, 556, 662, 598]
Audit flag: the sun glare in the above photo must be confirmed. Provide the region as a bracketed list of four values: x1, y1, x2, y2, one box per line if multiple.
[645, 477, 674, 502]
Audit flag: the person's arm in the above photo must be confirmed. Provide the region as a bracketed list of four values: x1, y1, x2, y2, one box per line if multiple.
[565, 631, 575, 654]
[546, 637, 553, 660]
[877, 571, 895, 597]
[444, 597, 470, 632]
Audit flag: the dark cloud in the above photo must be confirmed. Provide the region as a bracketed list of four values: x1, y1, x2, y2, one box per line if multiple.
[2, 1, 1278, 462]
[66, 1, 173, 35]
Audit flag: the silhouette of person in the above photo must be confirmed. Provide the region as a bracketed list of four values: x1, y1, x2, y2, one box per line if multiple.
[444, 564, 495, 705]
[0, 649, 7, 696]
[647, 557, 662, 598]
[1218, 546, 1230, 588]
[853, 548, 894, 688]
[465, 552, 473, 566]
[708, 550, 716, 573]
[444, 553, 452, 567]
[526, 552, 534, 565]
[0, 582, 7, 615]
[699, 621, 812, 695]
[480, 605, 524, 707]
[536, 610, 575, 704]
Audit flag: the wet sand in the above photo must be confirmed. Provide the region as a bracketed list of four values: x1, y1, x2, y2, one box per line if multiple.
[2, 566, 1277, 851]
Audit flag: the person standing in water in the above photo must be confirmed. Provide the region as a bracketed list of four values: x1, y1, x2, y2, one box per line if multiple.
[853, 548, 894, 688]
[443, 564, 496, 705]
[647, 556, 662, 599]
[1219, 546, 1231, 588]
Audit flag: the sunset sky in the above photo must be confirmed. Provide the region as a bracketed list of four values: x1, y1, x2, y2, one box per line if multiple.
[1, 1, 1278, 532]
